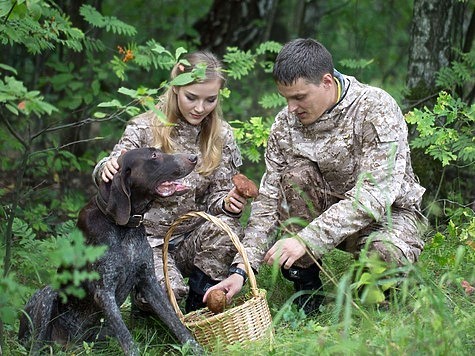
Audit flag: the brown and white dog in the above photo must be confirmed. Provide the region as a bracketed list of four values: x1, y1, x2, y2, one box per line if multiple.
[19, 148, 202, 355]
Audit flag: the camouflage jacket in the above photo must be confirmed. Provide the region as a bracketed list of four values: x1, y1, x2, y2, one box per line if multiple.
[93, 111, 243, 244]
[237, 74, 426, 270]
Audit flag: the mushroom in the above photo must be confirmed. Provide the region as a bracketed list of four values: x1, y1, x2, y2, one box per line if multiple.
[206, 289, 227, 314]
[232, 173, 259, 199]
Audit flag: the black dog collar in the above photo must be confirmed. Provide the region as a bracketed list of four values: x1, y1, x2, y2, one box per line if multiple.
[95, 194, 145, 227]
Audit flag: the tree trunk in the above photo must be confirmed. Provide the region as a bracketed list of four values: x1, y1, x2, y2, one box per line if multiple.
[405, 0, 475, 213]
[406, 0, 465, 105]
[193, 0, 277, 55]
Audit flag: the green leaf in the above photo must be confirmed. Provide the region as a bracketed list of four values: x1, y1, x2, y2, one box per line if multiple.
[339, 58, 374, 69]
[118, 87, 139, 98]
[361, 285, 385, 304]
[125, 106, 141, 116]
[6, 103, 18, 115]
[223, 47, 256, 80]
[169, 72, 194, 86]
[94, 111, 107, 118]
[91, 80, 100, 95]
[356, 272, 373, 287]
[0, 63, 18, 75]
[175, 47, 188, 60]
[97, 99, 123, 108]
[151, 44, 170, 56]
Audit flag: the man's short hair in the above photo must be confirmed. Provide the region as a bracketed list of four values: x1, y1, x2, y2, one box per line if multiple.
[273, 38, 334, 86]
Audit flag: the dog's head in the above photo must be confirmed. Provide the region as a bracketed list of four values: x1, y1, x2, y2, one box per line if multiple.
[103, 147, 197, 225]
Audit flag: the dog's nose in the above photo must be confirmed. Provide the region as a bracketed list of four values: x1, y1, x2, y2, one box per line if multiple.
[189, 155, 198, 164]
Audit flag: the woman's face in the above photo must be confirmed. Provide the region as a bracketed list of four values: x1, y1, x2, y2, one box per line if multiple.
[175, 79, 221, 125]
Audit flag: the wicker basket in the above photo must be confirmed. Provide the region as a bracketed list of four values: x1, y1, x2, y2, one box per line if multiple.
[162, 211, 273, 349]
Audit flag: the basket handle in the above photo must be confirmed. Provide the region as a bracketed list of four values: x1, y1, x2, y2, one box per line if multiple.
[162, 211, 259, 320]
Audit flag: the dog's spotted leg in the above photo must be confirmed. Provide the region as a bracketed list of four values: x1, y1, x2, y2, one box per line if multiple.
[94, 291, 139, 356]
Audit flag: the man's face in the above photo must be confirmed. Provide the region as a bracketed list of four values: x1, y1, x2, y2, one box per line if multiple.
[277, 76, 335, 126]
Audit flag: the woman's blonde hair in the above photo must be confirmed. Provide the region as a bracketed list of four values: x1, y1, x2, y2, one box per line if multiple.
[151, 51, 226, 176]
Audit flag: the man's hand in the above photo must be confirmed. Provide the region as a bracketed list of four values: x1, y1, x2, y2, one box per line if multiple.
[264, 237, 307, 269]
[203, 273, 244, 304]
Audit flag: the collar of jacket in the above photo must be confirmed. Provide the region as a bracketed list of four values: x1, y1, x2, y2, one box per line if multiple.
[325, 69, 349, 114]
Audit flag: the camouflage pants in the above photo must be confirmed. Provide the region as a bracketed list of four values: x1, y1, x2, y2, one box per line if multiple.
[278, 159, 427, 268]
[152, 214, 243, 301]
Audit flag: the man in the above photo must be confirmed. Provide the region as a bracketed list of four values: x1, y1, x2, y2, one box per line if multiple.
[205, 38, 427, 314]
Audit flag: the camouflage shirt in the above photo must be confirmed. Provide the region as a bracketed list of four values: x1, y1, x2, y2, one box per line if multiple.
[238, 74, 426, 270]
[93, 111, 243, 244]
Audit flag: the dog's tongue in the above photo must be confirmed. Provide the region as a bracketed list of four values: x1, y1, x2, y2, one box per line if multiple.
[156, 181, 189, 197]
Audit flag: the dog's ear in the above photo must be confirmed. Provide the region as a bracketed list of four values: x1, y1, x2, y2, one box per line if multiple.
[106, 161, 132, 226]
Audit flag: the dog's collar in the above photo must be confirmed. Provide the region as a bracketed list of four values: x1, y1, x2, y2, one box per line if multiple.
[95, 194, 145, 228]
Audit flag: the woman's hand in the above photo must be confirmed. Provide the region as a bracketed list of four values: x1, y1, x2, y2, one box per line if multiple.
[203, 272, 245, 304]
[101, 157, 120, 183]
[223, 187, 247, 214]
[101, 150, 127, 183]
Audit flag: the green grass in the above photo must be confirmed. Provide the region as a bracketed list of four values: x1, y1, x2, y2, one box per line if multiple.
[4, 224, 475, 355]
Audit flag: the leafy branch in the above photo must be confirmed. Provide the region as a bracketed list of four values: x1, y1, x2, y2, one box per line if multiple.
[406, 91, 475, 167]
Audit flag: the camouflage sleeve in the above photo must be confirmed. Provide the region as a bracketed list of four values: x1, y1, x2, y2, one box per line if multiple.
[300, 90, 410, 259]
[92, 114, 153, 186]
[206, 122, 243, 216]
[233, 115, 287, 270]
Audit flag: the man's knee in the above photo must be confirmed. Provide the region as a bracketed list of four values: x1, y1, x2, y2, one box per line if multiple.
[359, 208, 425, 266]
[367, 240, 406, 266]
[366, 239, 421, 266]
[279, 160, 336, 225]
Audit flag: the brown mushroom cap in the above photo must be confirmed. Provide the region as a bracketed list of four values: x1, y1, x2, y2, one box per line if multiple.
[206, 289, 227, 314]
[232, 173, 258, 198]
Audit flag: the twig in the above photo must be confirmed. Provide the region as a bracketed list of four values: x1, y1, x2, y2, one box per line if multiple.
[3, 0, 17, 24]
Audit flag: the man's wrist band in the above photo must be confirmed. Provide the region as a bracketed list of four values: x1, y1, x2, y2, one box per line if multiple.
[228, 266, 248, 284]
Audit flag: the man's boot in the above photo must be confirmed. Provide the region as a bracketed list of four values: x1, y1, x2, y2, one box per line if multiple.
[281, 262, 324, 315]
[185, 267, 218, 313]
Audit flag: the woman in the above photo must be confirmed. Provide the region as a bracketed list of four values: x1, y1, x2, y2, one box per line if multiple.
[93, 51, 247, 312]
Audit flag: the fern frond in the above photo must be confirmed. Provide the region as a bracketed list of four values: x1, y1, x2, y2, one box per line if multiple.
[435, 67, 455, 89]
[80, 4, 137, 36]
[83, 37, 106, 52]
[0, 19, 55, 54]
[255, 41, 282, 55]
[339, 58, 374, 70]
[135, 40, 176, 70]
[223, 47, 255, 80]
[259, 93, 286, 109]
[13, 218, 36, 242]
[436, 49, 475, 90]
[0, 6, 84, 54]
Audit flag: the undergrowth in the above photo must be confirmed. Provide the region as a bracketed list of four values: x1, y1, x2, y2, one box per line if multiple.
[3, 211, 474, 355]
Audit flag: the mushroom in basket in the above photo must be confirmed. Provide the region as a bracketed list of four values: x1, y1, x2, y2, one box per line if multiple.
[206, 289, 227, 314]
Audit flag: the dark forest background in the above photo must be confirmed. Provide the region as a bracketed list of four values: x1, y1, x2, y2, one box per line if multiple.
[1, 0, 474, 354]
